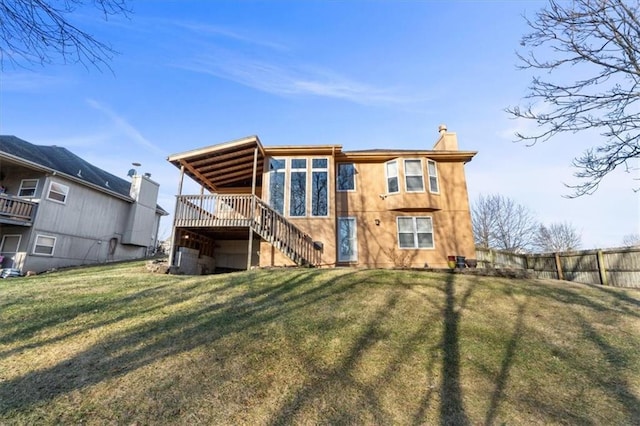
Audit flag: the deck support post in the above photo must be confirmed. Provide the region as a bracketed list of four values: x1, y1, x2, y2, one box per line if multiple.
[169, 165, 186, 268]
[247, 147, 259, 270]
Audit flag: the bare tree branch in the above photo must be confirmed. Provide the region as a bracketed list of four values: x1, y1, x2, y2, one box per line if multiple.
[471, 194, 538, 252]
[533, 222, 582, 252]
[0, 0, 130, 70]
[507, 0, 640, 197]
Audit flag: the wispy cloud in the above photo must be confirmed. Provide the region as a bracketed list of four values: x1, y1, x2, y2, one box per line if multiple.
[86, 99, 166, 156]
[172, 21, 289, 51]
[177, 51, 430, 106]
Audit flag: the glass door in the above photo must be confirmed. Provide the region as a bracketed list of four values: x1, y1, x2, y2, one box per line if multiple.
[337, 218, 357, 262]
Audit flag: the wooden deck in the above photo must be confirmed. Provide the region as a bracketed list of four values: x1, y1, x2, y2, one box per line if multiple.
[174, 194, 321, 266]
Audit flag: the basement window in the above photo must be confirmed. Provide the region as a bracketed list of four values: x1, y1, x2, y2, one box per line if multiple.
[33, 234, 56, 256]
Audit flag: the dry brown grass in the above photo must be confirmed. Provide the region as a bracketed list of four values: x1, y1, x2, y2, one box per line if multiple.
[0, 261, 638, 425]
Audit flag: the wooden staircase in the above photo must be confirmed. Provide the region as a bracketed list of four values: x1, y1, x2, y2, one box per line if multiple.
[174, 194, 321, 266]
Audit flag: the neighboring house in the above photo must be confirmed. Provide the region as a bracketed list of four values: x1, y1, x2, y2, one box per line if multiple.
[0, 136, 168, 273]
[167, 125, 476, 273]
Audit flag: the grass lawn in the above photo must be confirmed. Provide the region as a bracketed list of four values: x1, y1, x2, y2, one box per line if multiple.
[0, 261, 639, 425]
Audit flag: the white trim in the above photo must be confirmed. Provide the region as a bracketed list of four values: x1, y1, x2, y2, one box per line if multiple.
[18, 179, 39, 197]
[33, 234, 56, 256]
[404, 158, 425, 193]
[46, 181, 69, 204]
[267, 157, 286, 215]
[0, 234, 22, 268]
[427, 159, 440, 194]
[288, 158, 307, 217]
[396, 216, 435, 250]
[385, 160, 399, 194]
[337, 217, 358, 262]
[337, 162, 356, 192]
[311, 157, 329, 217]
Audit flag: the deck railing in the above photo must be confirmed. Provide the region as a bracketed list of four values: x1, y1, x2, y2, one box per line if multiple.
[174, 194, 321, 266]
[0, 195, 37, 224]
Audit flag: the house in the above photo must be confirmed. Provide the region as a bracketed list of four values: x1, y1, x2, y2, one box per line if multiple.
[167, 125, 476, 273]
[0, 136, 168, 273]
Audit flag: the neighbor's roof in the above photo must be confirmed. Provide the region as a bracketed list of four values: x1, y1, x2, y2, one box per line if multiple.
[0, 135, 167, 214]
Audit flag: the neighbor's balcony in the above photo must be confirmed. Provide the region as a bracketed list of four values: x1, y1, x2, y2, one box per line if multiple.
[0, 194, 38, 226]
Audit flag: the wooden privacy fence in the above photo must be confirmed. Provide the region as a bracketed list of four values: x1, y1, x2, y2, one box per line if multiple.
[475, 247, 640, 289]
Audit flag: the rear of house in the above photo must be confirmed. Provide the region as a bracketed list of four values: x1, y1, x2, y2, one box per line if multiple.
[168, 125, 476, 273]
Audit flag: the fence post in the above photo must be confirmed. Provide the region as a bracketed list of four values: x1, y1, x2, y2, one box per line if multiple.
[596, 250, 608, 286]
[554, 253, 564, 280]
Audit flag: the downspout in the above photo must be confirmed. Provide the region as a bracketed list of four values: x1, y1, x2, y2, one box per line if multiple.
[168, 164, 185, 268]
[246, 147, 258, 270]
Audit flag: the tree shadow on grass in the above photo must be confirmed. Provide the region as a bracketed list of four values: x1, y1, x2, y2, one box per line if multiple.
[0, 269, 364, 414]
[439, 272, 474, 426]
[484, 300, 527, 426]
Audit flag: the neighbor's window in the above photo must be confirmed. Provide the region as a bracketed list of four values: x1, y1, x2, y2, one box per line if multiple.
[269, 158, 286, 215]
[18, 179, 39, 197]
[289, 159, 307, 217]
[33, 234, 56, 256]
[427, 160, 439, 193]
[385, 160, 399, 193]
[311, 158, 328, 216]
[404, 159, 425, 192]
[397, 216, 434, 249]
[337, 163, 356, 191]
[47, 181, 69, 204]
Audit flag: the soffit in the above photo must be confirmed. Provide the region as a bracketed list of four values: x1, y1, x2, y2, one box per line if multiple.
[167, 136, 265, 191]
[338, 150, 478, 163]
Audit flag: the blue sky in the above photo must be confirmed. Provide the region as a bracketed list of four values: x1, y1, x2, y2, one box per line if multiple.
[1, 0, 638, 247]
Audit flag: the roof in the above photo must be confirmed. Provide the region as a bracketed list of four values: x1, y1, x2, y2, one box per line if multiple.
[167, 136, 477, 191]
[0, 135, 167, 214]
[167, 135, 265, 191]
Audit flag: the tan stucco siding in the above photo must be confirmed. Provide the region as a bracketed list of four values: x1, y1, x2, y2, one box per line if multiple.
[334, 157, 475, 268]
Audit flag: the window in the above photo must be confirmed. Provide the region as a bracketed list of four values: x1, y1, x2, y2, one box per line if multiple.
[404, 159, 425, 192]
[397, 217, 434, 249]
[427, 160, 439, 193]
[47, 181, 69, 204]
[337, 163, 356, 191]
[289, 159, 307, 217]
[311, 158, 328, 216]
[33, 234, 56, 255]
[18, 179, 38, 197]
[269, 159, 286, 215]
[337, 217, 358, 262]
[386, 161, 399, 193]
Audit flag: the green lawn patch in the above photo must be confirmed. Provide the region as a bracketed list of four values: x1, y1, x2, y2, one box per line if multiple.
[1, 262, 638, 424]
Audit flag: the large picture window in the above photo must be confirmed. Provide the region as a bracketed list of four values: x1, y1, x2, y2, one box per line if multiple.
[311, 158, 328, 216]
[289, 159, 307, 217]
[337, 163, 356, 191]
[427, 160, 439, 193]
[18, 179, 38, 197]
[386, 160, 399, 193]
[33, 234, 56, 256]
[268, 157, 329, 218]
[404, 159, 425, 192]
[269, 159, 286, 215]
[47, 181, 69, 204]
[397, 217, 434, 249]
